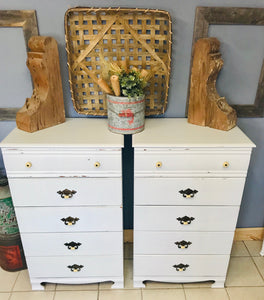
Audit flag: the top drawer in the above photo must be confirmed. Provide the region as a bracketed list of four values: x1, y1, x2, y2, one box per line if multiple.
[134, 149, 252, 176]
[2, 149, 121, 177]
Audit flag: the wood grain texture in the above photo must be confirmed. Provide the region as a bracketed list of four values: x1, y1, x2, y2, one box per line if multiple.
[188, 37, 237, 131]
[234, 227, 264, 241]
[0, 10, 39, 120]
[0, 10, 38, 51]
[186, 7, 264, 118]
[16, 36, 65, 132]
[0, 108, 19, 121]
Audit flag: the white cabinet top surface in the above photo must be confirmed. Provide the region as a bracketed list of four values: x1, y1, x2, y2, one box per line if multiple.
[133, 119, 255, 148]
[0, 118, 123, 148]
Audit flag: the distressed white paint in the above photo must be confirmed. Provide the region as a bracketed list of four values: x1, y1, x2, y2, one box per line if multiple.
[134, 151, 251, 175]
[27, 255, 123, 278]
[132, 119, 255, 148]
[2, 150, 121, 177]
[8, 177, 122, 206]
[135, 206, 240, 231]
[134, 231, 234, 255]
[134, 177, 245, 206]
[21, 232, 123, 256]
[0, 118, 123, 148]
[134, 255, 230, 277]
[15, 206, 122, 233]
[0, 119, 124, 290]
[133, 118, 254, 288]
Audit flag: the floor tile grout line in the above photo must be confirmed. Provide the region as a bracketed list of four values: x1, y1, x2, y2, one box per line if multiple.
[97, 286, 100, 300]
[243, 240, 252, 256]
[5, 240, 264, 296]
[225, 285, 264, 288]
[251, 255, 264, 282]
[243, 240, 257, 257]
[10, 270, 20, 293]
[52, 289, 56, 300]
[225, 287, 231, 300]
[182, 286, 187, 300]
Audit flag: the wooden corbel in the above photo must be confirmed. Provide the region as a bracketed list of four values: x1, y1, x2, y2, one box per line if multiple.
[188, 37, 237, 131]
[16, 36, 65, 132]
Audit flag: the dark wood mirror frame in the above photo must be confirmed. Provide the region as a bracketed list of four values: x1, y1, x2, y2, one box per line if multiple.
[0, 10, 39, 121]
[186, 7, 264, 118]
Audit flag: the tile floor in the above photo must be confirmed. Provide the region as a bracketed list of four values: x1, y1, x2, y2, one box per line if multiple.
[0, 241, 263, 300]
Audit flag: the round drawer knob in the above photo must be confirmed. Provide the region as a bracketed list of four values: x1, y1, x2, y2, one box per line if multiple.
[94, 162, 100, 168]
[156, 161, 162, 168]
[25, 162, 32, 168]
[223, 161, 229, 168]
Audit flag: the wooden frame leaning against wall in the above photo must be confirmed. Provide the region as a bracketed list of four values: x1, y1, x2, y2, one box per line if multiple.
[0, 10, 39, 121]
[186, 7, 264, 118]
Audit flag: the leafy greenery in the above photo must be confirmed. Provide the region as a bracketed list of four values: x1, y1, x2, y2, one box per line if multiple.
[118, 70, 147, 98]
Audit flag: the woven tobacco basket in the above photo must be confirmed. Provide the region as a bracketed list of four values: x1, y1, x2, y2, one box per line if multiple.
[65, 7, 172, 116]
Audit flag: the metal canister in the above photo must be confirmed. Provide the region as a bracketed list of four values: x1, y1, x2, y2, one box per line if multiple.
[106, 94, 145, 134]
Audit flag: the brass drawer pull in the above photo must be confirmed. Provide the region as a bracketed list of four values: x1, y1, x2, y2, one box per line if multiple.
[57, 189, 77, 199]
[25, 162, 32, 168]
[67, 264, 83, 272]
[223, 161, 229, 168]
[61, 216, 79, 226]
[156, 161, 162, 168]
[173, 263, 189, 272]
[179, 188, 198, 198]
[64, 241, 82, 250]
[175, 240, 192, 249]
[177, 216, 195, 225]
[94, 161, 101, 168]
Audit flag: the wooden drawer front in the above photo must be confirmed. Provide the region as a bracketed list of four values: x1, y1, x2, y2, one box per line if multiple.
[134, 206, 239, 232]
[15, 206, 122, 233]
[27, 255, 123, 278]
[3, 152, 121, 176]
[9, 178, 121, 206]
[21, 232, 123, 256]
[135, 152, 251, 174]
[134, 255, 229, 277]
[134, 231, 234, 255]
[135, 177, 245, 206]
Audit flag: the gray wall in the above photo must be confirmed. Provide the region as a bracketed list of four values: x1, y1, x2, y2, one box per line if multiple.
[0, 0, 264, 229]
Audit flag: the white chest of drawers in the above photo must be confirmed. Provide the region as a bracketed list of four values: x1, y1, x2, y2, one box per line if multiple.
[0, 119, 124, 290]
[133, 118, 255, 288]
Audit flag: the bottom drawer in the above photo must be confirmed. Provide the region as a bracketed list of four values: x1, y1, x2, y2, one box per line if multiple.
[134, 255, 230, 277]
[27, 255, 123, 278]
